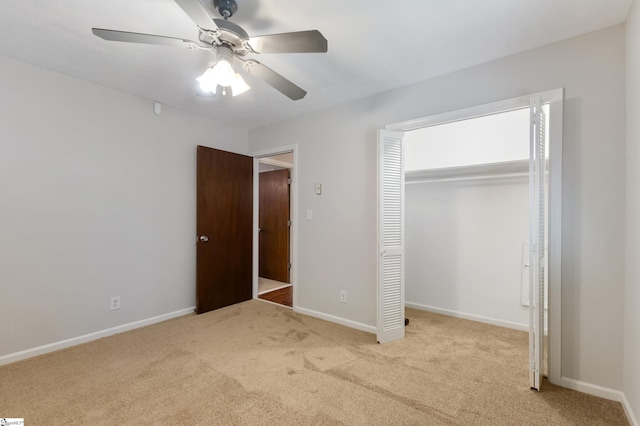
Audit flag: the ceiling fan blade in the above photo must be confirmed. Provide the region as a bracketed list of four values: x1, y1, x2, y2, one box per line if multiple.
[174, 0, 219, 31]
[92, 28, 205, 49]
[248, 30, 328, 54]
[237, 58, 306, 100]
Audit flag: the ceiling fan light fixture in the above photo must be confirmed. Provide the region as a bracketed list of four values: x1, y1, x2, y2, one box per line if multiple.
[196, 60, 250, 96]
[197, 59, 233, 88]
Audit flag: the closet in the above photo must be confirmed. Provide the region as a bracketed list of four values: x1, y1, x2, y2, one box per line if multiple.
[403, 107, 547, 330]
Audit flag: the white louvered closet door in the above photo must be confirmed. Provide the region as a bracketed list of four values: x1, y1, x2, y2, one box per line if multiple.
[377, 129, 405, 344]
[529, 97, 546, 391]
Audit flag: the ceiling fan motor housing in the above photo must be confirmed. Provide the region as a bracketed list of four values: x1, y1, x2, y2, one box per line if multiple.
[213, 0, 237, 19]
[199, 19, 249, 55]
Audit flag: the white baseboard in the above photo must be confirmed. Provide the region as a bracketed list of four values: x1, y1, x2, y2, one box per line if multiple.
[621, 392, 640, 426]
[405, 301, 529, 332]
[556, 376, 640, 425]
[294, 306, 376, 335]
[556, 376, 623, 401]
[0, 307, 195, 367]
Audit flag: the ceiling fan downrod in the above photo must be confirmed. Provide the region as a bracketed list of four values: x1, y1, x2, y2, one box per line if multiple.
[214, 0, 237, 20]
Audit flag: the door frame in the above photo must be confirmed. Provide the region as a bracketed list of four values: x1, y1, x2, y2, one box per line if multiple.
[258, 168, 291, 283]
[384, 88, 564, 386]
[250, 144, 298, 309]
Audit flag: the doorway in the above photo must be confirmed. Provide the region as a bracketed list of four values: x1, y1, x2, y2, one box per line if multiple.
[253, 150, 295, 308]
[403, 105, 548, 379]
[379, 89, 564, 386]
[195, 145, 298, 313]
[403, 106, 544, 332]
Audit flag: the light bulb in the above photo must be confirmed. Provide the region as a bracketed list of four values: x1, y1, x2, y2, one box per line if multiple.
[196, 67, 217, 93]
[231, 73, 250, 96]
[211, 60, 236, 87]
[196, 60, 235, 91]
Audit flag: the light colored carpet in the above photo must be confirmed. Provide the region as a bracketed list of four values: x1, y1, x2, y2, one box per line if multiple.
[0, 300, 628, 425]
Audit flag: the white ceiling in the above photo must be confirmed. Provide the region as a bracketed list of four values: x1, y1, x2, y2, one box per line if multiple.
[0, 0, 632, 129]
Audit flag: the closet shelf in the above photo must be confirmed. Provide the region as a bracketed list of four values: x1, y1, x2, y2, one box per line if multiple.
[405, 159, 532, 184]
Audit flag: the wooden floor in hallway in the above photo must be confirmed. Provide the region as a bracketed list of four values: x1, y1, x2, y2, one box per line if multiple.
[258, 285, 292, 307]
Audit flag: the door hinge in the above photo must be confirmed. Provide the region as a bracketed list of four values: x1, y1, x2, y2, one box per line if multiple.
[287, 178, 292, 185]
[287, 220, 292, 227]
[288, 262, 292, 270]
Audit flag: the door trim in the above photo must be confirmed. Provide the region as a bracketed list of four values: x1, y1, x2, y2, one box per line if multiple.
[250, 145, 298, 310]
[385, 88, 563, 386]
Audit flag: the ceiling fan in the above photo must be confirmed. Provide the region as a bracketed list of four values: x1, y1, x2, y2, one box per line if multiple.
[92, 0, 328, 100]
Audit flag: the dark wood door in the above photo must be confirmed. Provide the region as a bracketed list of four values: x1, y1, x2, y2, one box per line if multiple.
[196, 146, 253, 314]
[259, 169, 290, 283]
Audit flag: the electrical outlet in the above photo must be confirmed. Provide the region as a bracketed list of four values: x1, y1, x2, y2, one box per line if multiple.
[110, 296, 120, 311]
[340, 290, 347, 303]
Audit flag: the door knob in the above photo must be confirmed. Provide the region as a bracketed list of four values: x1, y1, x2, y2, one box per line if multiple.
[199, 235, 209, 242]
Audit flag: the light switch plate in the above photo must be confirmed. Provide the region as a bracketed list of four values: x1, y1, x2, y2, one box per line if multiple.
[315, 184, 322, 195]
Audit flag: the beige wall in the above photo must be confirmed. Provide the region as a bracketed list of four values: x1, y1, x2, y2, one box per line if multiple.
[625, 0, 640, 421]
[0, 54, 248, 357]
[249, 25, 626, 391]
